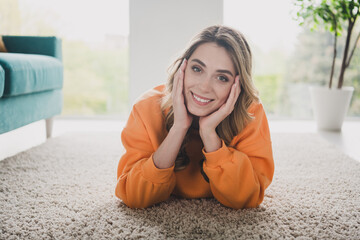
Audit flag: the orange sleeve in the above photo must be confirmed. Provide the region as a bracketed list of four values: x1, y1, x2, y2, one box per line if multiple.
[115, 103, 176, 209]
[202, 103, 274, 209]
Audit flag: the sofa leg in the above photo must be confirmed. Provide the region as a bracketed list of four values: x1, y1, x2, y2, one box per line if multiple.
[45, 118, 54, 138]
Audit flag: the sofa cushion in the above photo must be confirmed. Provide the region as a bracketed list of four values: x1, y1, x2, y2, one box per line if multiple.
[0, 65, 4, 98]
[0, 52, 63, 97]
[0, 89, 62, 134]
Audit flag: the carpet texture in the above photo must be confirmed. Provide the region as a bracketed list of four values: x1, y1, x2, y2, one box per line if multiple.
[0, 132, 359, 239]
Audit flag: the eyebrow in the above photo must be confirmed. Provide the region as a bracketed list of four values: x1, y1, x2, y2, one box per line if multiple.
[191, 59, 234, 77]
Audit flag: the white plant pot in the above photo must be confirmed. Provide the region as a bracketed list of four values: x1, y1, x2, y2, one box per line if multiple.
[309, 86, 354, 131]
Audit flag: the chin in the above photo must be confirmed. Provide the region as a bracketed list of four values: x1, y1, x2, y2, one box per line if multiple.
[187, 106, 213, 117]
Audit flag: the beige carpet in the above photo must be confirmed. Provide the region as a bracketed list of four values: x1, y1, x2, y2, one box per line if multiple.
[0, 132, 359, 239]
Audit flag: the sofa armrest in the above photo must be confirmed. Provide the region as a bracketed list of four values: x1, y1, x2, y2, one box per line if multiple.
[2, 36, 62, 61]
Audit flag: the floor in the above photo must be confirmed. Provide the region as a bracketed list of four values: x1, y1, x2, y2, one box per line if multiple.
[1, 118, 360, 162]
[270, 120, 360, 162]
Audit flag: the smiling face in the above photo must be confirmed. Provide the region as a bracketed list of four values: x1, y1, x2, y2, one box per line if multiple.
[183, 42, 236, 117]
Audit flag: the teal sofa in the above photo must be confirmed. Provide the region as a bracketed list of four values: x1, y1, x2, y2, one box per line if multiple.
[0, 36, 63, 138]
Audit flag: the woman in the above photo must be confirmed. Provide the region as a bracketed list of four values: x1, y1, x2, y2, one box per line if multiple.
[115, 25, 274, 209]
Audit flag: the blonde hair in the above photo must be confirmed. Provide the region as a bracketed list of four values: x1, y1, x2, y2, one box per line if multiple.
[161, 25, 259, 171]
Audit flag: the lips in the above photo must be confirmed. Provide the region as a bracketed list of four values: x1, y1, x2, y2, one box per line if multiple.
[191, 92, 213, 105]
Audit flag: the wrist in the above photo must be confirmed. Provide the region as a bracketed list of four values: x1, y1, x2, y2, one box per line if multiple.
[171, 123, 190, 134]
[199, 127, 217, 139]
[200, 129, 221, 153]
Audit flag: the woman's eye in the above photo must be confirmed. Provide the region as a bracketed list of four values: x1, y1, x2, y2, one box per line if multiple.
[218, 76, 229, 82]
[192, 66, 201, 72]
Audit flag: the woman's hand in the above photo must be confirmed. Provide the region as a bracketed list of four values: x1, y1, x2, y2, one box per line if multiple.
[153, 59, 192, 169]
[199, 76, 241, 152]
[172, 59, 193, 132]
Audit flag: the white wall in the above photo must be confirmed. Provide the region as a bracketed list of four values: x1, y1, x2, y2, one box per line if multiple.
[129, 0, 223, 106]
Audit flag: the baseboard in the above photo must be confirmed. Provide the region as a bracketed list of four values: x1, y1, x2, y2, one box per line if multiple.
[0, 120, 46, 161]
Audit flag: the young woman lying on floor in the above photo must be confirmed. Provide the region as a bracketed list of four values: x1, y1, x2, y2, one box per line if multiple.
[115, 25, 274, 209]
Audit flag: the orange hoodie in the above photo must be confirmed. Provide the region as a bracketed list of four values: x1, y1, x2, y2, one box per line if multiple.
[115, 85, 274, 209]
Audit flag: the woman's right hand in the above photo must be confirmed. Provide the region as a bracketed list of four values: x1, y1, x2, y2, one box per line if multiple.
[172, 58, 193, 131]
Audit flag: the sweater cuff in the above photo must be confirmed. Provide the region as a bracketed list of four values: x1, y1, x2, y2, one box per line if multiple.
[141, 155, 175, 184]
[202, 140, 232, 168]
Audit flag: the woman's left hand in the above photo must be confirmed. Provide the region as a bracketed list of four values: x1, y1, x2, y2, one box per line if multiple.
[199, 76, 241, 152]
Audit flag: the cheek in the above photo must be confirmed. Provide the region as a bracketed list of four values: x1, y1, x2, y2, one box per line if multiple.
[183, 74, 198, 94]
[217, 86, 232, 103]
[184, 69, 203, 87]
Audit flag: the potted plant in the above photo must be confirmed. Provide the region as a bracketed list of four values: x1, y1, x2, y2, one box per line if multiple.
[294, 0, 360, 130]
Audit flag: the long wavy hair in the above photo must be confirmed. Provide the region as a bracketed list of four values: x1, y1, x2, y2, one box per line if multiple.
[161, 25, 259, 172]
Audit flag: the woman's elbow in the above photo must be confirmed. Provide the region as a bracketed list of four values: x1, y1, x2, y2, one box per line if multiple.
[115, 189, 153, 209]
[225, 185, 265, 210]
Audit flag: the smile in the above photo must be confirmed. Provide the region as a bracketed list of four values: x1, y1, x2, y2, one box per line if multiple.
[191, 92, 213, 105]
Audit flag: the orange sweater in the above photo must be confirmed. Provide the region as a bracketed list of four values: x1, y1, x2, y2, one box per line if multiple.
[115, 85, 274, 209]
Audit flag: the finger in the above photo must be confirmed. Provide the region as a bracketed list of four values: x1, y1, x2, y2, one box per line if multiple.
[173, 60, 187, 104]
[227, 78, 238, 105]
[180, 58, 187, 72]
[234, 75, 241, 99]
[176, 59, 187, 96]
[222, 76, 240, 114]
[173, 60, 185, 97]
[172, 71, 179, 97]
[231, 76, 240, 101]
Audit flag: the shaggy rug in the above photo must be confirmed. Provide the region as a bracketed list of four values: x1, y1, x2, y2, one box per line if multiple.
[0, 132, 359, 239]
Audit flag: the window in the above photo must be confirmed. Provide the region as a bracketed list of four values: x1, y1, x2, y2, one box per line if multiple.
[224, 0, 360, 118]
[2, 0, 359, 119]
[1, 0, 130, 118]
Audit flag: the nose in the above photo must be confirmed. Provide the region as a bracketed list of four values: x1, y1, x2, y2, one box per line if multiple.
[198, 75, 212, 93]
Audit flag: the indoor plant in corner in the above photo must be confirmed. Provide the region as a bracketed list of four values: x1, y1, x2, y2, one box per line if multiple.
[294, 0, 360, 131]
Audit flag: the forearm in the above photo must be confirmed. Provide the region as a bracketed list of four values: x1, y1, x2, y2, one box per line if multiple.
[203, 143, 274, 209]
[153, 126, 188, 169]
[200, 129, 222, 153]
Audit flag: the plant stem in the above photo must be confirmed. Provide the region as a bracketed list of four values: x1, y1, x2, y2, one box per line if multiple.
[329, 21, 337, 89]
[346, 30, 360, 68]
[338, 20, 354, 89]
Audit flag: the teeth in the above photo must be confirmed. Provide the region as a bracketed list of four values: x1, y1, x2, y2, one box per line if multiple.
[193, 93, 211, 103]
